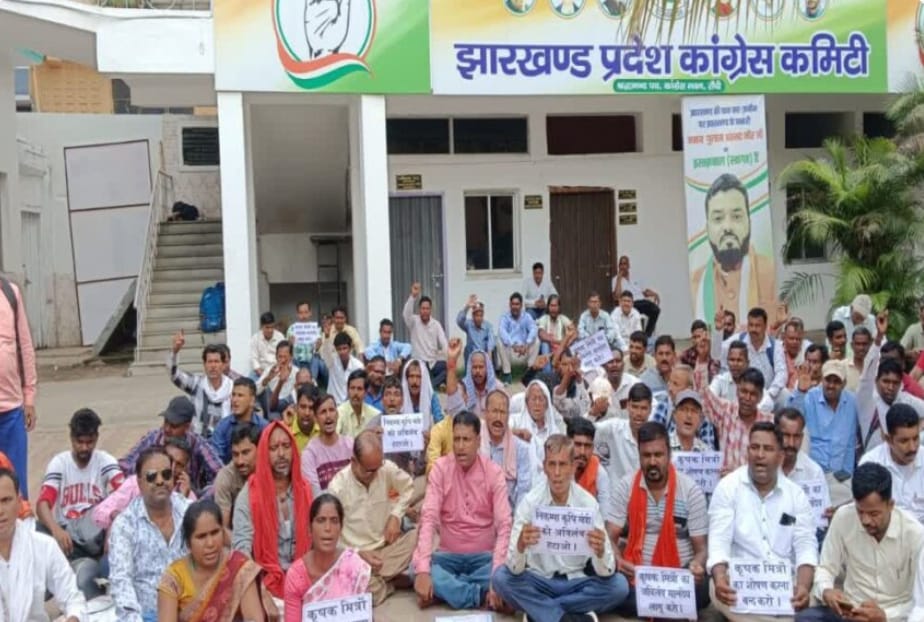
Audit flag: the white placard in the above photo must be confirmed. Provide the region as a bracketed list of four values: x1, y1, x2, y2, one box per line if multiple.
[571, 331, 613, 371]
[799, 478, 831, 529]
[302, 593, 372, 622]
[533, 505, 593, 556]
[290, 321, 321, 345]
[729, 558, 794, 616]
[672, 451, 723, 494]
[381, 413, 424, 453]
[636, 566, 698, 620]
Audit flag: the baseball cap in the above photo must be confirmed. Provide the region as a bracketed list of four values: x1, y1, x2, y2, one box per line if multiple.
[159, 396, 195, 425]
[821, 360, 846, 382]
[675, 389, 703, 409]
[851, 294, 872, 319]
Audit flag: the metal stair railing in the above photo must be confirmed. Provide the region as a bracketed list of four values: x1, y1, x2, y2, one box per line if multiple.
[134, 171, 174, 363]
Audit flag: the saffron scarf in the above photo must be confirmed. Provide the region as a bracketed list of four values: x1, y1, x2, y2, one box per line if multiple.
[250, 421, 312, 598]
[624, 465, 680, 573]
[576, 454, 600, 498]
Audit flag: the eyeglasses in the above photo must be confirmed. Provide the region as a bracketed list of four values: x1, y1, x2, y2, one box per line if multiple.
[144, 468, 174, 484]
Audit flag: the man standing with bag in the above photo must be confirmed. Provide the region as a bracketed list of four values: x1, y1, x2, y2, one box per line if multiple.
[0, 275, 37, 498]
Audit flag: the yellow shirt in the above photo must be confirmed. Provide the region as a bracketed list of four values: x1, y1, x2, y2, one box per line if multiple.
[289, 419, 320, 453]
[335, 401, 380, 438]
[327, 459, 414, 550]
[426, 417, 453, 475]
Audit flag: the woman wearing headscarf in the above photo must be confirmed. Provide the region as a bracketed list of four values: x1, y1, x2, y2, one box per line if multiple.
[509, 380, 565, 478]
[400, 359, 443, 428]
[445, 339, 501, 419]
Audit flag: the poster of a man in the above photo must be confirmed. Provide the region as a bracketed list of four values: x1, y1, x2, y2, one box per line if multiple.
[690, 173, 777, 324]
[551, 0, 585, 17]
[506, 0, 536, 14]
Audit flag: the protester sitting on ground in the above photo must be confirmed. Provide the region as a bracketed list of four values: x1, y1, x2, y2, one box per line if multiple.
[445, 339, 501, 418]
[567, 417, 612, 517]
[301, 393, 354, 495]
[37, 408, 122, 597]
[612, 254, 661, 337]
[776, 409, 828, 495]
[498, 292, 541, 384]
[0, 467, 87, 622]
[859, 403, 924, 523]
[211, 377, 269, 464]
[365, 318, 411, 376]
[640, 335, 677, 393]
[780, 317, 813, 391]
[523, 261, 558, 320]
[844, 326, 874, 391]
[157, 499, 267, 622]
[709, 339, 775, 412]
[800, 343, 829, 392]
[284, 384, 320, 452]
[715, 307, 788, 410]
[93, 436, 196, 531]
[110, 447, 192, 622]
[336, 370, 380, 438]
[578, 291, 625, 352]
[881, 341, 924, 400]
[536, 294, 572, 360]
[168, 333, 232, 435]
[612, 289, 644, 347]
[413, 411, 512, 611]
[257, 340, 299, 418]
[283, 494, 371, 620]
[651, 365, 717, 450]
[250, 312, 285, 380]
[403, 282, 449, 387]
[328, 431, 417, 605]
[708, 422, 817, 622]
[212, 424, 259, 537]
[325, 305, 365, 358]
[457, 294, 496, 364]
[550, 347, 590, 420]
[626, 330, 656, 377]
[680, 320, 721, 393]
[232, 422, 312, 602]
[319, 330, 363, 406]
[610, 422, 710, 616]
[363, 355, 386, 411]
[595, 382, 651, 487]
[480, 389, 532, 512]
[493, 434, 629, 622]
[797, 463, 923, 622]
[287, 300, 327, 386]
[402, 357, 443, 424]
[275, 367, 315, 415]
[703, 367, 775, 471]
[119, 396, 223, 496]
[511, 379, 565, 479]
[825, 319, 850, 361]
[594, 346, 641, 420]
[366, 374, 429, 479]
[0, 451, 32, 523]
[668, 389, 712, 452]
[831, 294, 878, 343]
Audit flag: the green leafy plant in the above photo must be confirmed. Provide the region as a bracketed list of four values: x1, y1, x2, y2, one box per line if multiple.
[778, 136, 924, 339]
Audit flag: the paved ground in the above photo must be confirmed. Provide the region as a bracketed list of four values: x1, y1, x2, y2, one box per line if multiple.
[30, 351, 721, 622]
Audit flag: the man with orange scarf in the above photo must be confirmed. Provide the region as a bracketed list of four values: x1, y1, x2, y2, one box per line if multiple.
[232, 421, 312, 601]
[567, 417, 611, 519]
[608, 421, 711, 616]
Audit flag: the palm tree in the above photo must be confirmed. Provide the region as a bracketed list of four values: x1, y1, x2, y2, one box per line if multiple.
[778, 136, 924, 338]
[888, 84, 924, 155]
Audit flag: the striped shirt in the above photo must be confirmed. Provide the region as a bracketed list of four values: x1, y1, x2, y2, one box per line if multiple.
[609, 470, 708, 567]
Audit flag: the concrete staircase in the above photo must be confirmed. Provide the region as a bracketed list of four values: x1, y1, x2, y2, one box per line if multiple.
[131, 220, 226, 373]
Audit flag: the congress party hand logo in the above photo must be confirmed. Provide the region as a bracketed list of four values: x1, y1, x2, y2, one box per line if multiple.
[273, 0, 376, 89]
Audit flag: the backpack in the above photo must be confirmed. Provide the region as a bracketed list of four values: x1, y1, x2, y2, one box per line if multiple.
[199, 282, 225, 333]
[738, 331, 775, 367]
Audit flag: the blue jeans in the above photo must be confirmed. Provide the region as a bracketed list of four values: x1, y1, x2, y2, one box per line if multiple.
[795, 606, 844, 622]
[430, 551, 492, 609]
[142, 612, 158, 622]
[0, 406, 28, 498]
[428, 361, 448, 388]
[492, 566, 629, 622]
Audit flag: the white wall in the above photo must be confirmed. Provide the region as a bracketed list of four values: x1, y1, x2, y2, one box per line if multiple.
[385, 93, 893, 339]
[162, 114, 222, 219]
[15, 113, 163, 346]
[0, 51, 22, 279]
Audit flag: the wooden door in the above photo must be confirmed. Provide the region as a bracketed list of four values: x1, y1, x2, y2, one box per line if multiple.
[549, 189, 616, 319]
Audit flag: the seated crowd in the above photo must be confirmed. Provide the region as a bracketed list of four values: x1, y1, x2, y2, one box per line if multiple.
[11, 262, 924, 622]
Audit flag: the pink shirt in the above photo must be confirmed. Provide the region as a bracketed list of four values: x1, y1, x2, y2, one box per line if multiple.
[91, 475, 196, 530]
[413, 453, 511, 574]
[0, 281, 36, 410]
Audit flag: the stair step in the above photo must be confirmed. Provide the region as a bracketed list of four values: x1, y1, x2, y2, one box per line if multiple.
[143, 317, 204, 333]
[155, 256, 224, 270]
[159, 221, 223, 235]
[157, 243, 224, 259]
[152, 267, 224, 282]
[144, 303, 200, 320]
[132, 347, 211, 367]
[158, 232, 223, 247]
[141, 330, 226, 350]
[149, 291, 204, 306]
[151, 279, 221, 295]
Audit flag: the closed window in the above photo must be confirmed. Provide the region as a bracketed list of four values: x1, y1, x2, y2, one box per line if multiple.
[546, 115, 638, 155]
[785, 112, 851, 149]
[863, 113, 896, 139]
[465, 194, 515, 271]
[181, 127, 220, 167]
[453, 118, 528, 154]
[785, 185, 827, 262]
[387, 118, 450, 154]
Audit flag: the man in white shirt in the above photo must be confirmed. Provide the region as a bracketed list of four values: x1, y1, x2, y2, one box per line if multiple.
[611, 290, 643, 346]
[799, 462, 923, 622]
[567, 417, 611, 519]
[403, 282, 449, 387]
[586, 349, 639, 421]
[714, 307, 788, 410]
[320, 331, 363, 405]
[711, 339, 775, 413]
[901, 302, 924, 363]
[708, 422, 817, 621]
[831, 294, 879, 342]
[639, 335, 676, 393]
[0, 468, 87, 622]
[778, 409, 827, 488]
[249, 311, 284, 379]
[523, 261, 558, 320]
[594, 383, 650, 488]
[492, 434, 629, 622]
[626, 331, 656, 377]
[859, 403, 924, 523]
[611, 255, 661, 337]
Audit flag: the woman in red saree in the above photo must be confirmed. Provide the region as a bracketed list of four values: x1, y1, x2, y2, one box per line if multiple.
[157, 499, 266, 622]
